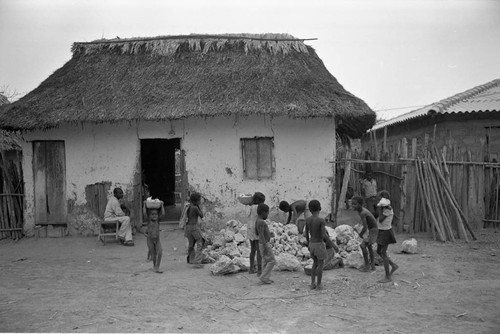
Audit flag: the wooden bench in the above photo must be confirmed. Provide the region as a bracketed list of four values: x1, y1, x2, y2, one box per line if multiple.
[97, 220, 121, 245]
[35, 223, 68, 239]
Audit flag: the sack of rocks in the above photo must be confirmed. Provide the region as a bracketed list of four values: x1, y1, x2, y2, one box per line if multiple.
[401, 238, 418, 254]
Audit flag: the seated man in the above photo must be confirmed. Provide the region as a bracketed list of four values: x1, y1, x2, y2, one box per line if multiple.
[104, 187, 134, 246]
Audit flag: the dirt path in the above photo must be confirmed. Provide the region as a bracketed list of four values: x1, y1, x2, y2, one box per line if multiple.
[1, 227, 499, 333]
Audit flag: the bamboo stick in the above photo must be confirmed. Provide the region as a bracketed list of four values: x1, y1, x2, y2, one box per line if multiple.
[422, 158, 451, 241]
[338, 151, 352, 210]
[430, 159, 476, 240]
[416, 159, 444, 241]
[431, 159, 468, 242]
[425, 158, 455, 242]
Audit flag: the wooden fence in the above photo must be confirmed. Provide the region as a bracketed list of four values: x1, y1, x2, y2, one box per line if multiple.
[336, 138, 496, 241]
[0, 151, 24, 240]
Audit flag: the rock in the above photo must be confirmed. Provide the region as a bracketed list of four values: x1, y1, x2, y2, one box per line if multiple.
[239, 245, 251, 258]
[212, 235, 226, 248]
[210, 255, 240, 275]
[343, 251, 364, 269]
[274, 253, 302, 271]
[335, 224, 354, 238]
[226, 220, 243, 229]
[325, 226, 337, 240]
[301, 247, 310, 258]
[234, 233, 245, 243]
[224, 230, 236, 242]
[284, 224, 299, 236]
[401, 238, 418, 254]
[208, 250, 221, 260]
[238, 225, 247, 238]
[231, 257, 250, 271]
[346, 239, 360, 252]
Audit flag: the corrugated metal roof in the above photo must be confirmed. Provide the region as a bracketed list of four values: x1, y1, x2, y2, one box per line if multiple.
[371, 79, 500, 131]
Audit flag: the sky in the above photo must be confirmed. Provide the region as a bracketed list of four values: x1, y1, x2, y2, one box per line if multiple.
[1, 0, 499, 120]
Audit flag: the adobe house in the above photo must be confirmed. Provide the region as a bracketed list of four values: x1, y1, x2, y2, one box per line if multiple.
[0, 34, 375, 237]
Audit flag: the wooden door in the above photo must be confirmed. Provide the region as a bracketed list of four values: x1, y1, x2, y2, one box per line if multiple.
[33, 141, 67, 224]
[179, 149, 189, 204]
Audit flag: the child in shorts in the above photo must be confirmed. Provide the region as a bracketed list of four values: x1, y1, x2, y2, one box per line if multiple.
[352, 196, 378, 272]
[255, 204, 275, 284]
[304, 200, 328, 290]
[279, 200, 309, 234]
[247, 192, 265, 275]
[376, 195, 399, 283]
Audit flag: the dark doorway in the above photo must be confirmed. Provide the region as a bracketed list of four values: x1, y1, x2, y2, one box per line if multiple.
[141, 138, 182, 221]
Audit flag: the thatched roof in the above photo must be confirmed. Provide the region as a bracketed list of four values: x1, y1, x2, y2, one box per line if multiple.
[0, 34, 375, 138]
[0, 95, 21, 151]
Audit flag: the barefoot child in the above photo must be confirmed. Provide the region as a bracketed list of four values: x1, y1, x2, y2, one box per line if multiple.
[145, 208, 163, 273]
[304, 200, 328, 290]
[279, 200, 309, 234]
[376, 196, 399, 283]
[184, 192, 205, 268]
[255, 203, 275, 284]
[247, 192, 265, 276]
[352, 196, 378, 272]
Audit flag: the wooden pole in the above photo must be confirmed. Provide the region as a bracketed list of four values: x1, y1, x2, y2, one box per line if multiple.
[331, 118, 337, 223]
[383, 127, 387, 158]
[430, 159, 468, 242]
[399, 138, 408, 232]
[416, 159, 444, 241]
[430, 159, 477, 240]
[338, 150, 352, 211]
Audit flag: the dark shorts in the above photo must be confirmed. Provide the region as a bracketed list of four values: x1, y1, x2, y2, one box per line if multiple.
[377, 228, 397, 245]
[363, 227, 378, 245]
[309, 242, 328, 260]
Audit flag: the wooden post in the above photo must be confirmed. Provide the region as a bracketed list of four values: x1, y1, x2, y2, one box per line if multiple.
[373, 130, 379, 161]
[338, 150, 352, 211]
[399, 138, 408, 232]
[331, 118, 337, 222]
[424, 133, 429, 158]
[383, 127, 387, 158]
[412, 138, 417, 159]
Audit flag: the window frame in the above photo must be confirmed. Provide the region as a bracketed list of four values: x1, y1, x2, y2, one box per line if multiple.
[241, 137, 275, 180]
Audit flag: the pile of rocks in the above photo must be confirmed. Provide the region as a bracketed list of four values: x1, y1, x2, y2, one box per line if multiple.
[205, 219, 366, 275]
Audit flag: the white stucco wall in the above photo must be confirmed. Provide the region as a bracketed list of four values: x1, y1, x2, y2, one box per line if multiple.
[20, 115, 336, 234]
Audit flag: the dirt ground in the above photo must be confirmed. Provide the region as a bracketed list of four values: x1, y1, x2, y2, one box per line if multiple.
[1, 215, 500, 333]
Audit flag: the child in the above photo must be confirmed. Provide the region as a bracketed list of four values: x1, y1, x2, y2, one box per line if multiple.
[145, 208, 163, 273]
[255, 203, 275, 284]
[304, 200, 328, 290]
[247, 192, 265, 276]
[359, 172, 378, 216]
[279, 200, 309, 234]
[351, 196, 379, 272]
[376, 196, 399, 283]
[184, 192, 204, 268]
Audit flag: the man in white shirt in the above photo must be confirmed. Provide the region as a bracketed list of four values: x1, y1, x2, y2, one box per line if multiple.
[104, 188, 134, 246]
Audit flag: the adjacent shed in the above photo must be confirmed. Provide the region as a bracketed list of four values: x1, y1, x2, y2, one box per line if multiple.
[361, 79, 500, 230]
[363, 79, 500, 162]
[0, 34, 375, 236]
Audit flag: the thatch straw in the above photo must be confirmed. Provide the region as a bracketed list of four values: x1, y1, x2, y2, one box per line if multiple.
[0, 33, 375, 138]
